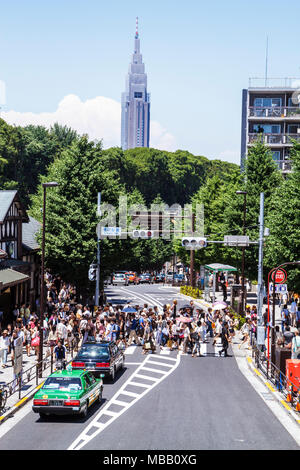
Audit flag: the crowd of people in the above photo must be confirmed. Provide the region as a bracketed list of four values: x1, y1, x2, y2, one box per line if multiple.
[0, 273, 299, 372]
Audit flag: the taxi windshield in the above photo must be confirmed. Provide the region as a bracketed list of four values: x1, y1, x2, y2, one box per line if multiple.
[78, 345, 110, 358]
[43, 377, 82, 391]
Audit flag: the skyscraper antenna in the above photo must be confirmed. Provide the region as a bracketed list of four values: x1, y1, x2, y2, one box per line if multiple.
[265, 36, 269, 86]
[135, 17, 139, 38]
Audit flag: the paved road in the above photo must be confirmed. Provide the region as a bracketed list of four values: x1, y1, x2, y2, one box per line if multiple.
[0, 284, 299, 450]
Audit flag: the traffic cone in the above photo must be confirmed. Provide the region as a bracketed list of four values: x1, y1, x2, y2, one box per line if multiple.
[296, 393, 300, 412]
[286, 383, 293, 403]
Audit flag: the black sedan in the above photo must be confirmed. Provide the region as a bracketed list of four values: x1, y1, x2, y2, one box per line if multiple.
[71, 341, 125, 381]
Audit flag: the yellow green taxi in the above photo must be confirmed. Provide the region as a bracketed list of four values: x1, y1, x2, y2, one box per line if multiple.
[32, 368, 103, 419]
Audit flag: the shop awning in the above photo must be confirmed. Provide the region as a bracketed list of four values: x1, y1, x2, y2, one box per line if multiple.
[204, 263, 237, 272]
[0, 269, 30, 290]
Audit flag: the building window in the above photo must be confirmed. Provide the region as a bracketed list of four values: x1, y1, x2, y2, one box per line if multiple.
[272, 151, 281, 161]
[254, 98, 282, 108]
[253, 124, 281, 134]
[134, 92, 143, 98]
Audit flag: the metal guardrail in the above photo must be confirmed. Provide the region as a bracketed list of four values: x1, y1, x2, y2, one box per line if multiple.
[252, 346, 300, 413]
[0, 342, 76, 415]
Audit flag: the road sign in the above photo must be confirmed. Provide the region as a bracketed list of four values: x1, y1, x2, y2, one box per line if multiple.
[97, 226, 122, 237]
[269, 283, 288, 293]
[223, 235, 249, 247]
[271, 269, 287, 284]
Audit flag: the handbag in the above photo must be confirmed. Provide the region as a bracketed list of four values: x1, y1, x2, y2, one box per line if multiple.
[31, 336, 40, 347]
[145, 342, 151, 350]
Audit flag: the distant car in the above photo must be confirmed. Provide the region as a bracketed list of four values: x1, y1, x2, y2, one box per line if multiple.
[32, 369, 103, 419]
[72, 341, 125, 381]
[112, 273, 128, 286]
[139, 273, 152, 284]
[125, 272, 139, 284]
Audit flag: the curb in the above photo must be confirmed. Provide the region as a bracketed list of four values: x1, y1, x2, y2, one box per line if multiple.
[0, 380, 44, 425]
[245, 354, 300, 426]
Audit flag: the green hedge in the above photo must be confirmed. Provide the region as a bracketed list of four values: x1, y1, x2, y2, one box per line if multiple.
[180, 286, 203, 299]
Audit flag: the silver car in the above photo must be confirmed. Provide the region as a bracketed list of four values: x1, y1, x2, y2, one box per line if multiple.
[112, 273, 128, 286]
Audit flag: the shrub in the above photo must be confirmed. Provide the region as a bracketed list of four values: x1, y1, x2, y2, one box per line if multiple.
[180, 286, 203, 299]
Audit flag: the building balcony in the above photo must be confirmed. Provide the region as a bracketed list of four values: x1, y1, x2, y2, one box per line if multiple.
[248, 133, 300, 145]
[248, 107, 300, 119]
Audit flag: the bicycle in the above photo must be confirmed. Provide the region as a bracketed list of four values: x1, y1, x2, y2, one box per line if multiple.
[0, 385, 8, 412]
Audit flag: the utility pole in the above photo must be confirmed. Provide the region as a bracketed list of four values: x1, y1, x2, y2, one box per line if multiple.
[236, 190, 247, 314]
[95, 192, 101, 309]
[257, 193, 265, 347]
[190, 212, 196, 287]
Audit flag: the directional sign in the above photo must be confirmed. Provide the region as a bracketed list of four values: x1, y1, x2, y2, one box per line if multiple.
[223, 235, 249, 247]
[97, 225, 122, 237]
[269, 283, 288, 293]
[271, 269, 287, 284]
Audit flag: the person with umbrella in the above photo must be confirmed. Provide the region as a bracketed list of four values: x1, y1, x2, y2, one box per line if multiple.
[127, 312, 140, 346]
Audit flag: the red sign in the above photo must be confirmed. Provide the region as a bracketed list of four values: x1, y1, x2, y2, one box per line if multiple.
[271, 269, 287, 284]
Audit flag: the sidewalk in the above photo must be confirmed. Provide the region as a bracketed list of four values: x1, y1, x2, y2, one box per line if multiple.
[0, 343, 73, 423]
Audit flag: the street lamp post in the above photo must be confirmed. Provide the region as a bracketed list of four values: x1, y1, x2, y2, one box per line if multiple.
[38, 182, 59, 377]
[236, 190, 247, 315]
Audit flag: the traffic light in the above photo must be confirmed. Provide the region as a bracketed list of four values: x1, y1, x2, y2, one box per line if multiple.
[88, 264, 97, 281]
[132, 229, 154, 238]
[181, 237, 207, 249]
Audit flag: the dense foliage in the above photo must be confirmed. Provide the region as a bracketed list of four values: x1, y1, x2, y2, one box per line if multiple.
[1, 117, 299, 292]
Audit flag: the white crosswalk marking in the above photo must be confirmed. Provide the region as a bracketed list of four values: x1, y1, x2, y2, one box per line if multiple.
[124, 345, 137, 355]
[68, 353, 181, 450]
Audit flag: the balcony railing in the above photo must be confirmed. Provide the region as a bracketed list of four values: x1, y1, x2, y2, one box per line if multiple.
[248, 133, 300, 145]
[249, 107, 300, 118]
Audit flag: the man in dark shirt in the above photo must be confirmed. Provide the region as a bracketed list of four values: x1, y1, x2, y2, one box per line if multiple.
[283, 325, 294, 348]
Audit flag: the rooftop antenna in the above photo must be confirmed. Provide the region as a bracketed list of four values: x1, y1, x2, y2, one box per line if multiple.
[265, 36, 269, 86]
[135, 16, 139, 39]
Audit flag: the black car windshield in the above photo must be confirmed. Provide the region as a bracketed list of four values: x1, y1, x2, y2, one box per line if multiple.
[78, 344, 110, 359]
[43, 377, 82, 391]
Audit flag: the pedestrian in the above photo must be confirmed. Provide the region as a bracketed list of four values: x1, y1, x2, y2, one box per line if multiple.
[0, 330, 10, 368]
[191, 322, 202, 357]
[219, 322, 229, 357]
[291, 330, 300, 359]
[238, 319, 251, 349]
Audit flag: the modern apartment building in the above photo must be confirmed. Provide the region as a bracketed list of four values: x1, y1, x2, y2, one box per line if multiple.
[121, 19, 150, 150]
[240, 78, 300, 173]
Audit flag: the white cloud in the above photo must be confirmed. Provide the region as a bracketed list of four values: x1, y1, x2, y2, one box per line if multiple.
[2, 94, 176, 151]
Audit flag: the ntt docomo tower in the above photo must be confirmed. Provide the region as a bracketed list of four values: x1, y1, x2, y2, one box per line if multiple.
[121, 18, 150, 150]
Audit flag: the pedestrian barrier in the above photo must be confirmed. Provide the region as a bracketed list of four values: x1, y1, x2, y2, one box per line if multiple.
[0, 343, 75, 417]
[253, 347, 300, 413]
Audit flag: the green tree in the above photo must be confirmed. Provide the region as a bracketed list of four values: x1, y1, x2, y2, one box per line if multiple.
[223, 140, 283, 280]
[265, 141, 300, 291]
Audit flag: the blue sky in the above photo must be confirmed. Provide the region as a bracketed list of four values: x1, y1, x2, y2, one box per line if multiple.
[1, 0, 300, 164]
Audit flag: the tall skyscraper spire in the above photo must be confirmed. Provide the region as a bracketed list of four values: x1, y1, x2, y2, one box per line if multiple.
[121, 18, 150, 150]
[135, 16, 139, 38]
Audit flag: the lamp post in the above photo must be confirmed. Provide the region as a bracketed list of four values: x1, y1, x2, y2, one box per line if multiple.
[38, 182, 59, 377]
[236, 190, 247, 315]
[268, 261, 300, 366]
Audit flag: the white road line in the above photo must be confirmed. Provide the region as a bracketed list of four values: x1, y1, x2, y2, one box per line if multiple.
[141, 367, 167, 374]
[124, 346, 137, 355]
[128, 381, 151, 388]
[68, 353, 180, 450]
[160, 348, 171, 355]
[135, 374, 159, 382]
[146, 360, 173, 368]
